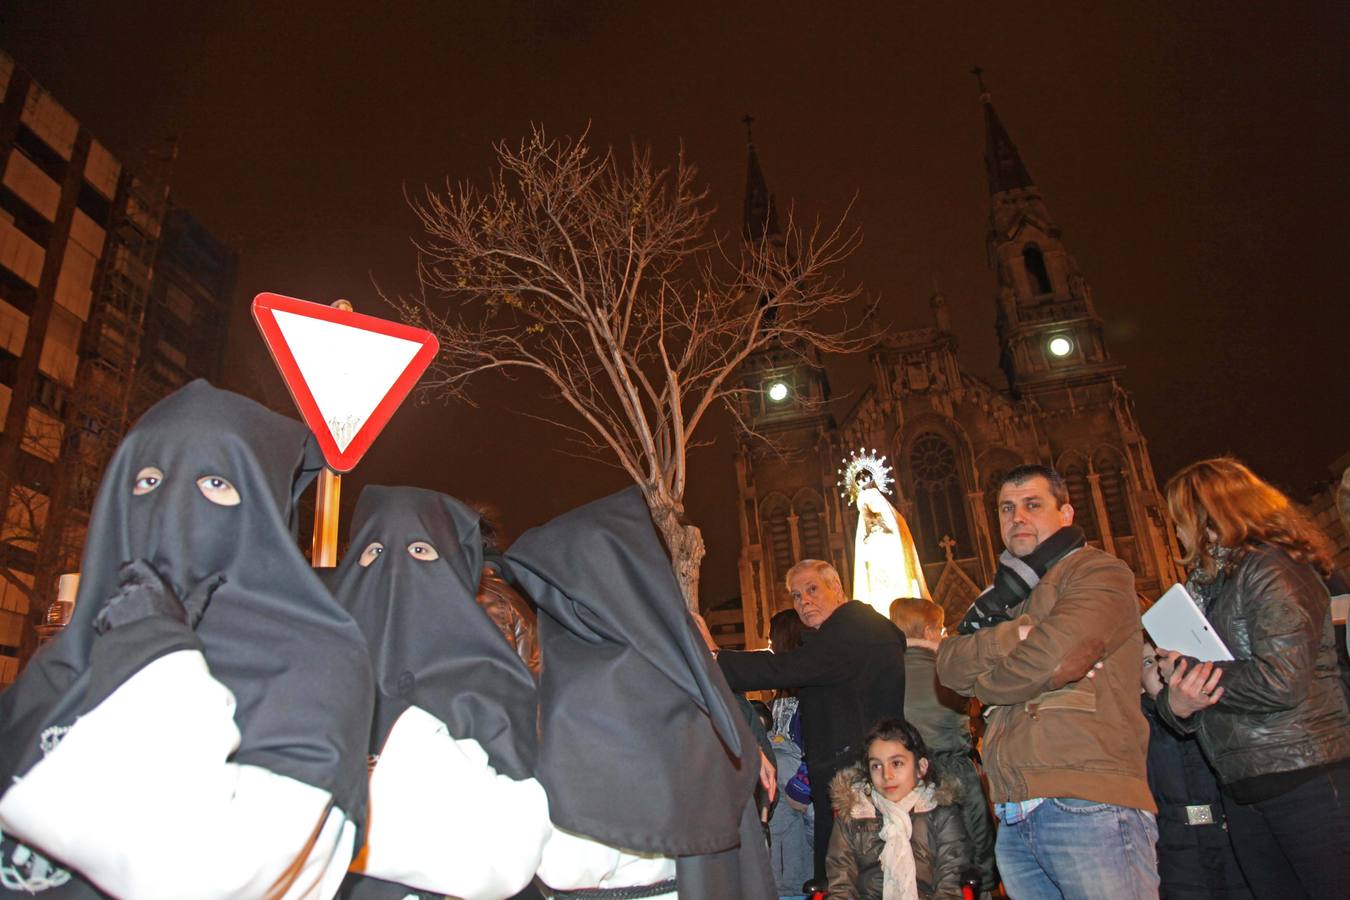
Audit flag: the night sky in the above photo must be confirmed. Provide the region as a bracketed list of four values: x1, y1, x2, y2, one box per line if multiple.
[4, 2, 1347, 602]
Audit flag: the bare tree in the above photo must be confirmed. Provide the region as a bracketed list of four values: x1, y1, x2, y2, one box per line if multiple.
[394, 127, 875, 608]
[0, 486, 46, 615]
[0, 413, 87, 666]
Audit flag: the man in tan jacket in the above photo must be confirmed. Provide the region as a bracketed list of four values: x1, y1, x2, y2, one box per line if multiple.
[937, 465, 1158, 899]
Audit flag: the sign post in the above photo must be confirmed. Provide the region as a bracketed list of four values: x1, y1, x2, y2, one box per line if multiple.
[308, 299, 352, 568]
[311, 467, 342, 567]
[252, 292, 439, 566]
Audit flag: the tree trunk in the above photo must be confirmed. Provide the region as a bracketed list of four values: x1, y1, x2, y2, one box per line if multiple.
[647, 496, 706, 613]
[1338, 464, 1350, 543]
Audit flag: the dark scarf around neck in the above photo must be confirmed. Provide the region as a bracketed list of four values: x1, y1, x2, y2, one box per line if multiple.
[958, 525, 1086, 634]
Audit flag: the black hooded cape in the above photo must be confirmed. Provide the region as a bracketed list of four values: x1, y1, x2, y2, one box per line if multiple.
[0, 381, 373, 894]
[331, 486, 540, 900]
[503, 486, 773, 897]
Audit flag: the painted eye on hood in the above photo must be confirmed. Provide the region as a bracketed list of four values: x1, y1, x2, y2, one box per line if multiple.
[133, 466, 164, 495]
[196, 475, 241, 506]
[359, 542, 384, 567]
[407, 541, 440, 561]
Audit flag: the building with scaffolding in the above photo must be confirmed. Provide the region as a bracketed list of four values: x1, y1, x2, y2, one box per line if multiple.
[0, 51, 236, 683]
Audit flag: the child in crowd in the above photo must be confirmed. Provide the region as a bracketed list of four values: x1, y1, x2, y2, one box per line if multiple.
[1141, 639, 1251, 899]
[826, 719, 972, 900]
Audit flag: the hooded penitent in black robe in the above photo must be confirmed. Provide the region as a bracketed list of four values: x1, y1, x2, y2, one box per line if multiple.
[332, 486, 548, 900]
[0, 380, 373, 899]
[503, 486, 775, 900]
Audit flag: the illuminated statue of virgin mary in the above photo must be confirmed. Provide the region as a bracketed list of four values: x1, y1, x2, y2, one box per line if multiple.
[839, 449, 931, 616]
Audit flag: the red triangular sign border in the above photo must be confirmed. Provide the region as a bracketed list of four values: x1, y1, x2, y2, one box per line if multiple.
[252, 292, 439, 472]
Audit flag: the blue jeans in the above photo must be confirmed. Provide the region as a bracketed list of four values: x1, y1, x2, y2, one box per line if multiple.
[767, 800, 813, 894]
[996, 797, 1159, 899]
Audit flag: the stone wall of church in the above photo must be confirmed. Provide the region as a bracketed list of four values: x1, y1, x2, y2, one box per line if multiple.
[734, 333, 1183, 645]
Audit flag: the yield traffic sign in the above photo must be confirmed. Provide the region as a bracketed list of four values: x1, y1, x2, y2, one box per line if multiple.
[252, 292, 439, 472]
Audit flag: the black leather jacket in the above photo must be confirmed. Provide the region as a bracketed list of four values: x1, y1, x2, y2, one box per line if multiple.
[1158, 544, 1350, 784]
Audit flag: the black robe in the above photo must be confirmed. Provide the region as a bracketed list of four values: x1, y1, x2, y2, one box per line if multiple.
[331, 485, 542, 900]
[503, 485, 775, 899]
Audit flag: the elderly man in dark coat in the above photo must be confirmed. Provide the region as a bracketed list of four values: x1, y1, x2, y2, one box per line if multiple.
[710, 559, 909, 885]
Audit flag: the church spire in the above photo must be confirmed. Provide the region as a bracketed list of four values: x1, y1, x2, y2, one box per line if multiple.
[742, 114, 781, 242]
[929, 274, 952, 333]
[973, 67, 1034, 196]
[977, 73, 1118, 397]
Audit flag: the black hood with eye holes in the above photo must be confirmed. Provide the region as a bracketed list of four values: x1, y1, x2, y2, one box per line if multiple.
[330, 485, 537, 781]
[0, 380, 374, 830]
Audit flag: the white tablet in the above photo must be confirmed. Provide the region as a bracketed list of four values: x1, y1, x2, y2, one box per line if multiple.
[1142, 583, 1234, 661]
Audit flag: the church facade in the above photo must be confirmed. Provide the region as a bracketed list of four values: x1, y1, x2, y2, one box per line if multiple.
[732, 89, 1183, 649]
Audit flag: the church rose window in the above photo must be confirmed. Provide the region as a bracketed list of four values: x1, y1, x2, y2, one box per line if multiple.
[909, 433, 971, 562]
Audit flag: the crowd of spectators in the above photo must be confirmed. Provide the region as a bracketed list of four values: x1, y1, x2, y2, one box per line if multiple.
[710, 461, 1350, 900]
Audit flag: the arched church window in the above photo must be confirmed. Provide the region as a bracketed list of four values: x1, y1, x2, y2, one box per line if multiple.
[793, 490, 827, 561]
[1061, 461, 1100, 541]
[1023, 244, 1053, 295]
[979, 453, 1024, 552]
[760, 494, 794, 581]
[1093, 449, 1134, 537]
[909, 433, 972, 562]
[983, 471, 1004, 543]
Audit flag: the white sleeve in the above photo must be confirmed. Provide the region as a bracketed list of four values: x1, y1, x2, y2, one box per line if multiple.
[0, 650, 355, 900]
[353, 704, 551, 900]
[536, 826, 677, 898]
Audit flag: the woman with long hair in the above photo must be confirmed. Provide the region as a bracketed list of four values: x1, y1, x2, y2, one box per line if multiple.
[1156, 457, 1350, 899]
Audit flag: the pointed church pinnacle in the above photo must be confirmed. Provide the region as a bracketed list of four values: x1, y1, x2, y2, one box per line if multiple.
[970, 65, 990, 103]
[929, 274, 952, 332]
[742, 114, 781, 241]
[975, 69, 1035, 195]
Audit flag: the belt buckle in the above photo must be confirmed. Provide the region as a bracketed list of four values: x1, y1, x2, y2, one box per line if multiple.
[1184, 804, 1214, 826]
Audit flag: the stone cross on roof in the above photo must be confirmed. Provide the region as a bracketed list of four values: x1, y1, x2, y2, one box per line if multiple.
[940, 534, 958, 562]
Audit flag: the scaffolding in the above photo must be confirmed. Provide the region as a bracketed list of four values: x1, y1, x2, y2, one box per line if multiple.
[29, 146, 173, 625]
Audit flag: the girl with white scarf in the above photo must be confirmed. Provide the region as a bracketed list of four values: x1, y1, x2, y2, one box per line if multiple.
[826, 719, 974, 900]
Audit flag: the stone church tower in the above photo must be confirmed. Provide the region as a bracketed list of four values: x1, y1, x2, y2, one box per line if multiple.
[731, 86, 1183, 649]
